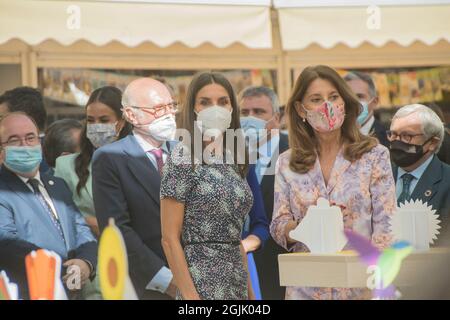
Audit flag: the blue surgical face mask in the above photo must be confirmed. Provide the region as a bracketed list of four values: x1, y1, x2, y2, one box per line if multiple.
[240, 116, 267, 142]
[357, 98, 373, 125]
[4, 145, 43, 174]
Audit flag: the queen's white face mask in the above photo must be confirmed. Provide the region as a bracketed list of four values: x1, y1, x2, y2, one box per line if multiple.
[195, 105, 232, 133]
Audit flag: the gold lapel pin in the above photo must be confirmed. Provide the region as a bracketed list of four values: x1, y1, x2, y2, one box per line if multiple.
[424, 190, 432, 197]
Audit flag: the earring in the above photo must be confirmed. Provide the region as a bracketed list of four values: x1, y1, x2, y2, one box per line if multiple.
[302, 118, 306, 123]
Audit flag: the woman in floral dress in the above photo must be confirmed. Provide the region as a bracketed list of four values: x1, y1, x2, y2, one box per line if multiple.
[270, 65, 395, 300]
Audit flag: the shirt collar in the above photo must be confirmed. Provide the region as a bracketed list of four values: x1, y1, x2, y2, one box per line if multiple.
[258, 134, 280, 164]
[397, 154, 434, 181]
[17, 171, 42, 187]
[360, 115, 375, 135]
[133, 131, 168, 154]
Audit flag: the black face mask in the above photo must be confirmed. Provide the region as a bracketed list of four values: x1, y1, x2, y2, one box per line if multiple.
[389, 138, 432, 168]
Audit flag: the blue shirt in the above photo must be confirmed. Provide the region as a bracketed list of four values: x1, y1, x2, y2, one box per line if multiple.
[396, 155, 434, 199]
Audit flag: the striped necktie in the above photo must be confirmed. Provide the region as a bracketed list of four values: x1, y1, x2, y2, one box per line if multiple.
[28, 178, 65, 242]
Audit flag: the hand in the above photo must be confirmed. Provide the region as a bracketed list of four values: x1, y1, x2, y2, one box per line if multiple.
[85, 216, 100, 238]
[165, 280, 178, 298]
[183, 292, 201, 300]
[242, 235, 261, 253]
[63, 259, 91, 290]
[285, 219, 299, 245]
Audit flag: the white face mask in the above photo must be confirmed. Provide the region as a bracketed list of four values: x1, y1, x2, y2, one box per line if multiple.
[86, 123, 117, 148]
[195, 105, 232, 133]
[136, 114, 177, 142]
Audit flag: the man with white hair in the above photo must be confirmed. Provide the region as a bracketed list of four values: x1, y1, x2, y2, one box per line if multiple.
[92, 78, 178, 299]
[389, 104, 450, 240]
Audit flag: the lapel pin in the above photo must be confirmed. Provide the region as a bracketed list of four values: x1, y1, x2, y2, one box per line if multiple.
[49, 180, 54, 186]
[424, 190, 432, 197]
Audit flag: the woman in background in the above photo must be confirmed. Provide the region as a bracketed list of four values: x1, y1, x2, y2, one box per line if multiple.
[55, 86, 131, 237]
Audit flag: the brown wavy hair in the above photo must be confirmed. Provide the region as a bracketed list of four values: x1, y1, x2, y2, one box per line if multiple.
[286, 65, 378, 174]
[178, 71, 248, 178]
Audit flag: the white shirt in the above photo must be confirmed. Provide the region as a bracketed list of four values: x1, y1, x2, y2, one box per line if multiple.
[18, 171, 59, 219]
[360, 115, 375, 136]
[133, 131, 173, 294]
[255, 133, 280, 184]
[133, 131, 168, 168]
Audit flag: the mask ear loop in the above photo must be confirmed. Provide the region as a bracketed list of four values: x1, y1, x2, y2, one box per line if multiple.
[420, 136, 437, 156]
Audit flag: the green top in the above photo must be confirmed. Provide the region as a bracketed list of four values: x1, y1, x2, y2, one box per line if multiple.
[54, 153, 95, 218]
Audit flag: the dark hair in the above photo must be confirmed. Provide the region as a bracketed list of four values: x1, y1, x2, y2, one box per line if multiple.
[286, 65, 378, 173]
[75, 86, 132, 195]
[43, 119, 83, 168]
[0, 87, 47, 132]
[178, 72, 248, 178]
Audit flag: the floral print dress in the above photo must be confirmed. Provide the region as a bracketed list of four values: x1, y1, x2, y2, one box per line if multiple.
[160, 146, 253, 300]
[270, 145, 396, 300]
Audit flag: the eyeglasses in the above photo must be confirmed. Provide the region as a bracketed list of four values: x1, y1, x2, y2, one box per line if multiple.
[386, 130, 424, 143]
[0, 134, 39, 147]
[132, 102, 179, 119]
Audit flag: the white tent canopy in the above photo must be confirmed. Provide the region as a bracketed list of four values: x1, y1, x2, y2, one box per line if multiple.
[0, 0, 272, 48]
[274, 0, 450, 50]
[1, 0, 449, 50]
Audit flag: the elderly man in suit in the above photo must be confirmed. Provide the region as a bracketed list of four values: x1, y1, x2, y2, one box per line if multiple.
[92, 78, 178, 299]
[0, 112, 97, 299]
[389, 104, 450, 245]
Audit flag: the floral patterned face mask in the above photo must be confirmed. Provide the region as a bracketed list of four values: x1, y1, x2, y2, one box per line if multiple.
[302, 101, 345, 132]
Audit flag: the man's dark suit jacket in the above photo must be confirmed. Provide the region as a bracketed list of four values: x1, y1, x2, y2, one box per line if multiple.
[393, 155, 450, 246]
[92, 134, 173, 299]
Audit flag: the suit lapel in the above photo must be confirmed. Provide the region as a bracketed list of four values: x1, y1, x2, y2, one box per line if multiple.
[0, 167, 63, 239]
[411, 156, 442, 203]
[393, 164, 399, 183]
[123, 135, 161, 204]
[312, 149, 352, 195]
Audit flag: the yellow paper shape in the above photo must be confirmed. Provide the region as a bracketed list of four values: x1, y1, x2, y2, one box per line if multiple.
[98, 218, 135, 300]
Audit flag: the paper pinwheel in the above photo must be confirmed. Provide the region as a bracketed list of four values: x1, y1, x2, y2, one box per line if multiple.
[344, 229, 413, 299]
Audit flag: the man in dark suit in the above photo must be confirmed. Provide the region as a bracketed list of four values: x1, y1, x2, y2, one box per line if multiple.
[0, 112, 97, 299]
[389, 104, 450, 244]
[239, 86, 289, 300]
[92, 78, 178, 299]
[345, 71, 389, 147]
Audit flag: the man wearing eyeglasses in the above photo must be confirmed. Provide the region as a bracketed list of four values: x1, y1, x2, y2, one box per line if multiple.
[0, 87, 51, 174]
[389, 104, 450, 244]
[0, 112, 97, 299]
[92, 78, 178, 299]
